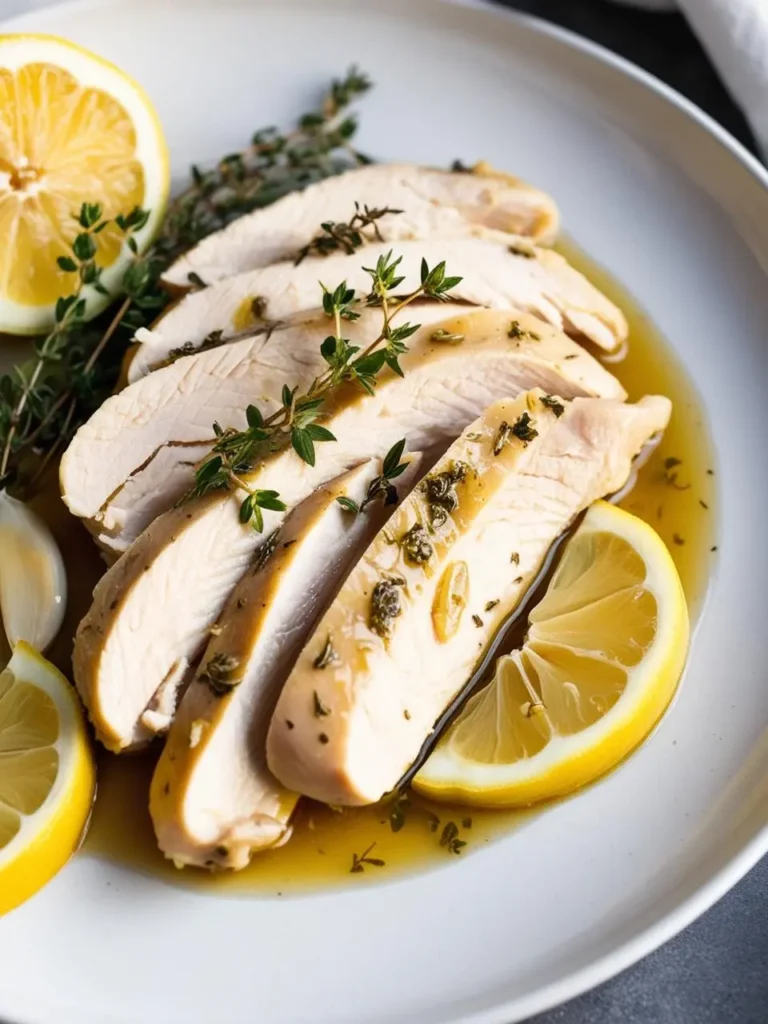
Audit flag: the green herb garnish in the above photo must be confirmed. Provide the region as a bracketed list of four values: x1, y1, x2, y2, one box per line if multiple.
[389, 791, 410, 833]
[313, 690, 332, 717]
[540, 394, 565, 417]
[369, 575, 406, 636]
[336, 438, 409, 515]
[199, 652, 243, 696]
[185, 247, 461, 530]
[294, 202, 402, 264]
[423, 461, 468, 527]
[439, 821, 467, 855]
[313, 635, 338, 670]
[511, 412, 538, 445]
[0, 68, 375, 496]
[350, 842, 385, 873]
[401, 522, 433, 564]
[507, 319, 540, 341]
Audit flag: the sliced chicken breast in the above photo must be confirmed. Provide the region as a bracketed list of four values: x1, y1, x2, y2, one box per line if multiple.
[61, 306, 625, 550]
[136, 238, 627, 378]
[267, 391, 672, 806]
[160, 162, 560, 290]
[73, 317, 626, 751]
[150, 456, 422, 870]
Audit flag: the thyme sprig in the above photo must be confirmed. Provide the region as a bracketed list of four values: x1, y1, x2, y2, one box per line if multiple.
[294, 202, 402, 264]
[0, 68, 373, 495]
[336, 438, 409, 514]
[184, 251, 462, 530]
[155, 66, 373, 265]
[0, 203, 151, 491]
[350, 842, 385, 873]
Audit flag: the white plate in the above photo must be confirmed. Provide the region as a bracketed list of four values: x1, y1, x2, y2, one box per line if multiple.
[1, 1, 767, 1022]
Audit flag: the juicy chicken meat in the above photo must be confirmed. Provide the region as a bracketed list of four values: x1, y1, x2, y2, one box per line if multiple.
[60, 307, 625, 555]
[160, 162, 560, 290]
[267, 391, 672, 806]
[61, 304, 472, 528]
[72, 315, 626, 751]
[150, 456, 422, 870]
[134, 238, 627, 379]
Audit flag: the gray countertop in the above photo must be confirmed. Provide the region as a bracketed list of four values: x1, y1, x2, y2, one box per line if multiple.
[491, 4, 767, 1022]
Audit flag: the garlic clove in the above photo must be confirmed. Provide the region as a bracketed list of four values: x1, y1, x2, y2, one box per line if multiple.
[0, 491, 67, 652]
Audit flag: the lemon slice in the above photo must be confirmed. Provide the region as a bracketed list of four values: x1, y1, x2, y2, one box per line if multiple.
[0, 33, 169, 334]
[415, 502, 689, 807]
[0, 641, 95, 915]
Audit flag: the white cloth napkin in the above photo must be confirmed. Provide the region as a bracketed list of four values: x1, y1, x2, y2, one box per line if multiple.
[611, 0, 768, 155]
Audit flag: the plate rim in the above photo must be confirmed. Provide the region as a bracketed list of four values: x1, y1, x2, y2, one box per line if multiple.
[0, 1, 765, 1022]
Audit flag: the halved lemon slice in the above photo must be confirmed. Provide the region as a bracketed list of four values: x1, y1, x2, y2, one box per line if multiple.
[415, 502, 689, 807]
[0, 641, 95, 914]
[0, 34, 169, 334]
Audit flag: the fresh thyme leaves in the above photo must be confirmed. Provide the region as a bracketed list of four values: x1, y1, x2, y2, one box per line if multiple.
[662, 456, 690, 491]
[540, 395, 565, 417]
[313, 634, 338, 670]
[155, 67, 373, 265]
[160, 330, 228, 368]
[493, 421, 512, 456]
[423, 461, 469, 527]
[484, 600, 499, 612]
[672, 533, 685, 546]
[313, 690, 332, 717]
[0, 203, 152, 492]
[337, 438, 409, 515]
[507, 319, 540, 342]
[510, 551, 520, 564]
[425, 810, 441, 833]
[186, 250, 461, 527]
[336, 496, 362, 514]
[389, 791, 410, 832]
[370, 575, 406, 636]
[439, 821, 467, 855]
[401, 522, 433, 564]
[1, 69, 375, 496]
[511, 412, 538, 445]
[294, 203, 402, 264]
[431, 328, 464, 345]
[471, 614, 483, 628]
[350, 842, 386, 873]
[199, 652, 243, 696]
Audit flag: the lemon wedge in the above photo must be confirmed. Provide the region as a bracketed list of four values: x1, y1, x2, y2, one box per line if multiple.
[0, 33, 169, 334]
[0, 641, 95, 915]
[415, 502, 689, 807]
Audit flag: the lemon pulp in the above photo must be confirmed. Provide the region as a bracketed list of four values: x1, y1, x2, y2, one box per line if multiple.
[415, 502, 689, 807]
[0, 34, 168, 332]
[0, 642, 95, 914]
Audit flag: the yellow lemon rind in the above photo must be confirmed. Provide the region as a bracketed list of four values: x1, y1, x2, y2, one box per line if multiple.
[414, 502, 690, 808]
[0, 33, 169, 335]
[0, 641, 96, 915]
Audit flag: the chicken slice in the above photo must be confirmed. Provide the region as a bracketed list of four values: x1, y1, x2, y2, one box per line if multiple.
[61, 306, 625, 551]
[267, 391, 672, 806]
[150, 455, 422, 870]
[72, 316, 626, 751]
[135, 238, 627, 380]
[160, 162, 560, 290]
[61, 304, 471, 526]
